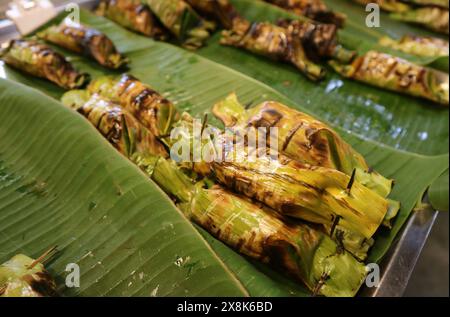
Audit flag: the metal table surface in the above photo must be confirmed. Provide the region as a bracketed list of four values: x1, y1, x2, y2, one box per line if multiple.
[0, 0, 442, 297]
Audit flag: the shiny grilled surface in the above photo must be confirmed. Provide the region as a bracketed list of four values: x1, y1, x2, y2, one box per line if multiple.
[38, 18, 128, 69]
[331, 51, 449, 105]
[95, 0, 167, 39]
[264, 0, 346, 26]
[0, 39, 88, 89]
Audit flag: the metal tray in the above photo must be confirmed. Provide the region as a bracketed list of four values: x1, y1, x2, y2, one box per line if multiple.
[0, 0, 440, 297]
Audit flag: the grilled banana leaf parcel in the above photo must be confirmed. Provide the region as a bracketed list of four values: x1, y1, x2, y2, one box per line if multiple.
[95, 0, 166, 39]
[133, 155, 366, 297]
[406, 0, 449, 8]
[38, 18, 128, 69]
[87, 74, 180, 137]
[330, 51, 449, 105]
[185, 0, 244, 29]
[61, 90, 168, 158]
[171, 115, 397, 260]
[221, 19, 326, 81]
[351, 0, 410, 12]
[144, 0, 215, 49]
[390, 6, 449, 34]
[379, 35, 449, 57]
[212, 147, 394, 241]
[0, 39, 88, 89]
[212, 94, 395, 198]
[0, 250, 58, 297]
[263, 0, 346, 27]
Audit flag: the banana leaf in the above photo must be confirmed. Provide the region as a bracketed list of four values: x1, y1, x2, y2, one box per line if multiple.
[0, 9, 448, 295]
[429, 169, 449, 212]
[197, 0, 449, 156]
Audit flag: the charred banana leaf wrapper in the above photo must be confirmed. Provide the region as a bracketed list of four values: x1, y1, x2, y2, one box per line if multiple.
[171, 115, 396, 260]
[264, 0, 346, 27]
[390, 6, 449, 34]
[213, 94, 395, 198]
[379, 35, 449, 57]
[144, 0, 215, 49]
[0, 254, 57, 297]
[330, 51, 449, 105]
[133, 155, 366, 297]
[185, 0, 245, 30]
[212, 148, 393, 246]
[61, 90, 168, 158]
[405, 0, 449, 8]
[351, 0, 410, 12]
[277, 19, 355, 63]
[38, 18, 128, 69]
[96, 0, 167, 39]
[221, 19, 326, 81]
[87, 74, 180, 137]
[0, 39, 89, 89]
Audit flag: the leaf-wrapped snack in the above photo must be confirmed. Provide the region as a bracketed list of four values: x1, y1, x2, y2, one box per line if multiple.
[87, 74, 180, 137]
[38, 18, 128, 69]
[263, 0, 346, 27]
[221, 19, 326, 81]
[144, 0, 215, 49]
[212, 94, 395, 197]
[0, 252, 57, 297]
[390, 6, 449, 34]
[330, 51, 449, 105]
[61, 90, 168, 158]
[133, 155, 366, 297]
[185, 0, 245, 29]
[0, 39, 88, 89]
[379, 35, 449, 57]
[96, 0, 167, 39]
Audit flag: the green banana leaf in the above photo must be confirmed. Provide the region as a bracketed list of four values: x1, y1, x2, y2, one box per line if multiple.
[197, 0, 449, 156]
[429, 169, 449, 212]
[0, 8, 448, 296]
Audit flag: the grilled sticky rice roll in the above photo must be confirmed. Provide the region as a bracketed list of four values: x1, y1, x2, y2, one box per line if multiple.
[96, 0, 167, 39]
[212, 93, 396, 197]
[330, 51, 449, 105]
[87, 74, 180, 137]
[379, 35, 449, 57]
[185, 0, 247, 30]
[264, 0, 346, 27]
[390, 6, 449, 34]
[0, 39, 89, 89]
[38, 18, 128, 69]
[144, 0, 216, 49]
[133, 155, 367, 297]
[221, 19, 326, 81]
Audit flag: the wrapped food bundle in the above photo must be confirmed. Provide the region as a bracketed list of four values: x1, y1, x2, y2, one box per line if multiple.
[185, 0, 245, 30]
[390, 6, 449, 34]
[221, 19, 327, 80]
[352, 0, 449, 34]
[95, 0, 167, 39]
[0, 248, 58, 297]
[379, 35, 449, 57]
[87, 74, 180, 138]
[330, 51, 449, 105]
[0, 39, 89, 89]
[61, 77, 375, 295]
[144, 0, 216, 49]
[134, 155, 368, 297]
[38, 18, 128, 69]
[212, 94, 395, 198]
[61, 90, 168, 158]
[263, 0, 346, 27]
